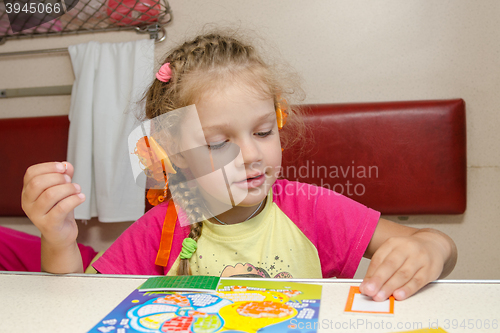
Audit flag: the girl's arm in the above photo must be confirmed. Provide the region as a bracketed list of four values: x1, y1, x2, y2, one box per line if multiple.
[41, 236, 84, 274]
[22, 162, 86, 273]
[359, 218, 457, 301]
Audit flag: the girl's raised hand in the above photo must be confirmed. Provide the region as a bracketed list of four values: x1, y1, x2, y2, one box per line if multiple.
[21, 162, 85, 248]
[360, 219, 457, 301]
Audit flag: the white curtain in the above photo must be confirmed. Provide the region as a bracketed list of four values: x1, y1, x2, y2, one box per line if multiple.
[67, 39, 154, 222]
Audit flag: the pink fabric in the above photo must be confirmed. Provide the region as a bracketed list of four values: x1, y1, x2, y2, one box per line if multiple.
[93, 180, 380, 277]
[92, 201, 190, 275]
[0, 225, 98, 272]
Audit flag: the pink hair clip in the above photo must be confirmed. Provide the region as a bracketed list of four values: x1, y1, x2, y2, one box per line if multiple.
[156, 62, 172, 82]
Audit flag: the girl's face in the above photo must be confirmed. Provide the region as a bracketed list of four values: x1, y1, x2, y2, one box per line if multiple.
[176, 83, 282, 209]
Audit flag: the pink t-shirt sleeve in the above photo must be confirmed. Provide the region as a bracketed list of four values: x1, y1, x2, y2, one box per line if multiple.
[272, 179, 380, 278]
[92, 204, 168, 275]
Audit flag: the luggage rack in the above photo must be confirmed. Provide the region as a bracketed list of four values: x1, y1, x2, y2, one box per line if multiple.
[0, 0, 171, 46]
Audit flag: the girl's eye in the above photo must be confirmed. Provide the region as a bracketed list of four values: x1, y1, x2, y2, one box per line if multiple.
[208, 140, 228, 150]
[256, 129, 273, 137]
[208, 130, 272, 150]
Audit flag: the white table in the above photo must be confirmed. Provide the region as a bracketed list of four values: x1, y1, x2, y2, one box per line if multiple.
[1, 271, 499, 333]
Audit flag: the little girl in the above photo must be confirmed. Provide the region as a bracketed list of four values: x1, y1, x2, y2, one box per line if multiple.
[22, 31, 457, 302]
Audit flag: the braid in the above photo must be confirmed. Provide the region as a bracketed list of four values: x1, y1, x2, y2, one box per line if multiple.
[168, 168, 206, 275]
[168, 170, 207, 224]
[178, 222, 203, 275]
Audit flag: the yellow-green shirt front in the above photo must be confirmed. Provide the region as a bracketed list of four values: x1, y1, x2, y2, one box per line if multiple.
[167, 191, 323, 278]
[94, 179, 380, 278]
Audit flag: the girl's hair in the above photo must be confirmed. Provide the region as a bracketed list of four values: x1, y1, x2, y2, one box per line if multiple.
[142, 29, 307, 275]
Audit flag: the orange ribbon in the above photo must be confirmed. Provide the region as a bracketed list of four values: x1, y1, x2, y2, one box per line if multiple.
[155, 199, 178, 267]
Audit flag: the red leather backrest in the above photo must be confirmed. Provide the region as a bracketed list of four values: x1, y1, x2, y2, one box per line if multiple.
[0, 116, 70, 216]
[281, 99, 466, 214]
[0, 99, 466, 216]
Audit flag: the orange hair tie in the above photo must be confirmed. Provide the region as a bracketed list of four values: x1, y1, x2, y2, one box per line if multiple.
[276, 97, 288, 130]
[133, 136, 176, 207]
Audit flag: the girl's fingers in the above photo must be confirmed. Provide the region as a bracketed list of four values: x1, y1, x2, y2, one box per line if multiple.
[22, 172, 72, 207]
[23, 162, 67, 186]
[31, 182, 82, 218]
[360, 241, 399, 297]
[364, 245, 391, 279]
[392, 268, 429, 301]
[370, 260, 421, 301]
[361, 251, 406, 299]
[22, 161, 75, 204]
[45, 191, 85, 225]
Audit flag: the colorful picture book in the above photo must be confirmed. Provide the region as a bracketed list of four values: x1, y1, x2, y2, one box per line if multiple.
[87, 276, 322, 333]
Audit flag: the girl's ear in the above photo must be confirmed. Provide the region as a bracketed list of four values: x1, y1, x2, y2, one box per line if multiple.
[169, 153, 189, 169]
[165, 143, 189, 169]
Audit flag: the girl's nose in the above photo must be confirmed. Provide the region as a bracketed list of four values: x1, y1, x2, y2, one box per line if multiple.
[238, 137, 263, 165]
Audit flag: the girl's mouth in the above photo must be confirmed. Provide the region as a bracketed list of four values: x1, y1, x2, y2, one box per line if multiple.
[234, 174, 265, 189]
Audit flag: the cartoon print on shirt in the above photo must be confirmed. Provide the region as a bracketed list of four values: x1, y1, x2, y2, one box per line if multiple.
[221, 262, 293, 278]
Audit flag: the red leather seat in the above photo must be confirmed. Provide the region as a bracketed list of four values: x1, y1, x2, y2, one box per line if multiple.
[0, 99, 466, 216]
[281, 99, 466, 214]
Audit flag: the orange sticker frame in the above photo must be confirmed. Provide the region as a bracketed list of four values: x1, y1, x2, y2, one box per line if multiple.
[344, 286, 394, 315]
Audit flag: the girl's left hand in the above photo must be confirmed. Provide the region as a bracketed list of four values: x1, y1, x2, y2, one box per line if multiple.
[359, 219, 457, 301]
